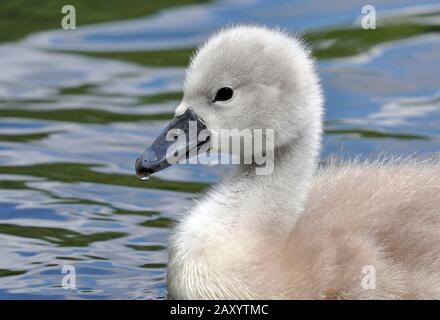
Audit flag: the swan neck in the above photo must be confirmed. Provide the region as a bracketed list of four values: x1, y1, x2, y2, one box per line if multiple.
[227, 131, 319, 225]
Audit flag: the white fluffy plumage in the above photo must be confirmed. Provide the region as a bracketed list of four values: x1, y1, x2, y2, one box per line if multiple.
[166, 25, 440, 299]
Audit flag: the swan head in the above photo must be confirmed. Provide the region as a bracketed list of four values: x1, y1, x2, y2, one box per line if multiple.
[136, 25, 323, 178]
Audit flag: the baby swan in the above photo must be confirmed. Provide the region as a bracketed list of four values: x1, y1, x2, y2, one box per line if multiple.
[136, 26, 440, 299]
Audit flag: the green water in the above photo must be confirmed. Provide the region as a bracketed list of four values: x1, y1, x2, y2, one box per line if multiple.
[0, 0, 439, 299]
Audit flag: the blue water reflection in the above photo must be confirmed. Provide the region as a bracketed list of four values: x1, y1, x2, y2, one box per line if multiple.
[0, 0, 439, 299]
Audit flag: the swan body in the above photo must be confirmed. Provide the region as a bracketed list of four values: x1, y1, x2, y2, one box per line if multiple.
[169, 160, 440, 299]
[136, 26, 440, 299]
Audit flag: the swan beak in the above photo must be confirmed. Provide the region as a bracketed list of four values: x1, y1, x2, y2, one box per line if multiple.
[135, 108, 210, 180]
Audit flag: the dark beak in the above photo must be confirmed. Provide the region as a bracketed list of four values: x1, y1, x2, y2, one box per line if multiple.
[135, 108, 210, 180]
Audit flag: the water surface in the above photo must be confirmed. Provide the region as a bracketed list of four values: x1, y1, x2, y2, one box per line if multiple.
[0, 0, 439, 299]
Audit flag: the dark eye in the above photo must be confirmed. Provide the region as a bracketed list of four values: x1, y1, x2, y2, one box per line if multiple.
[214, 87, 233, 102]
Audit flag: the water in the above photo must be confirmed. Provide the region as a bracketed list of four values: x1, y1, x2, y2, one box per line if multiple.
[0, 0, 439, 299]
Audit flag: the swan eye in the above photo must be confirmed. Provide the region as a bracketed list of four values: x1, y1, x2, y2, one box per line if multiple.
[214, 87, 233, 102]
